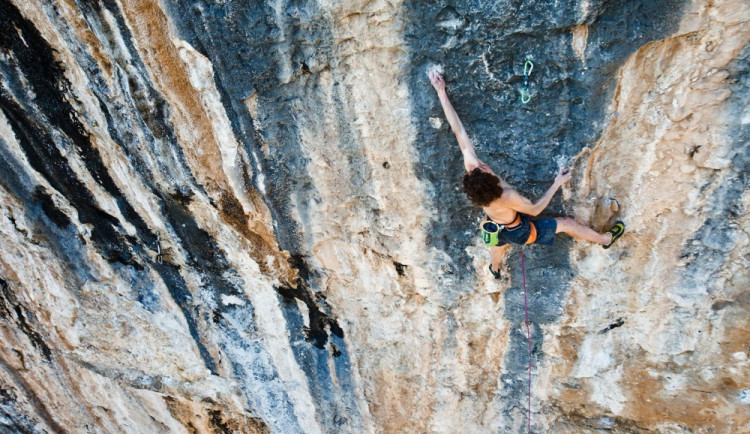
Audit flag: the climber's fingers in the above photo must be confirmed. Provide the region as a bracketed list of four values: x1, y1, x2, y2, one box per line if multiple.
[429, 71, 445, 90]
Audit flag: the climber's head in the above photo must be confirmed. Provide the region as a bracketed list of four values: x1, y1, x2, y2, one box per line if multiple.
[463, 167, 503, 207]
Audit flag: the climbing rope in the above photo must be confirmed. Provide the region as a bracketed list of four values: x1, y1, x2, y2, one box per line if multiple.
[521, 248, 532, 433]
[520, 60, 534, 104]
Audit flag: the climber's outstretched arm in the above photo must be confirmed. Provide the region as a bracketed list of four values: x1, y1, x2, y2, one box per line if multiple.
[429, 71, 483, 172]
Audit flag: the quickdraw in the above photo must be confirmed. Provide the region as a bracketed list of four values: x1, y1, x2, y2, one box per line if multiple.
[520, 60, 534, 104]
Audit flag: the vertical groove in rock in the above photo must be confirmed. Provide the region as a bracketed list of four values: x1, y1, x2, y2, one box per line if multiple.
[549, 1, 750, 431]
[401, 0, 689, 431]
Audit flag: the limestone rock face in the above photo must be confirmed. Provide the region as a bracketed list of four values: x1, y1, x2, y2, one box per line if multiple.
[0, 0, 747, 432]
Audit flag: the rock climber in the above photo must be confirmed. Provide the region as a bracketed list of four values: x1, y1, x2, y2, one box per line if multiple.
[428, 70, 624, 278]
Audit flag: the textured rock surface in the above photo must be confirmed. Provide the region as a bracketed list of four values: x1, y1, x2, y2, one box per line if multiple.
[0, 0, 747, 432]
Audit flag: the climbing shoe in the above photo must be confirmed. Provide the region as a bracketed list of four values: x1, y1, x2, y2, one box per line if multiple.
[489, 264, 502, 279]
[603, 221, 625, 249]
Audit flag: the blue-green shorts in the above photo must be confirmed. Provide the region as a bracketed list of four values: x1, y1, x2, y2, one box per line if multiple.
[495, 215, 557, 246]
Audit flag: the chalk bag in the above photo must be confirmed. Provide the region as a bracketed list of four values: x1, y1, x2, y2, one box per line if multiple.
[481, 220, 503, 246]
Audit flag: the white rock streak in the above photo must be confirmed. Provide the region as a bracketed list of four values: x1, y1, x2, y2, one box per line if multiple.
[173, 38, 255, 213]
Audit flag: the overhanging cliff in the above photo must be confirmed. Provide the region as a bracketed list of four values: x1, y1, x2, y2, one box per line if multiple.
[0, 0, 747, 432]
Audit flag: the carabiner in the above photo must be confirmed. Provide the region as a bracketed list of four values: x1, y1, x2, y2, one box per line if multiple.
[523, 60, 534, 77]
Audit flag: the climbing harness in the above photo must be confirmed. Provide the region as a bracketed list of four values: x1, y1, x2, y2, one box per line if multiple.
[520, 60, 534, 104]
[481, 213, 524, 246]
[521, 248, 532, 434]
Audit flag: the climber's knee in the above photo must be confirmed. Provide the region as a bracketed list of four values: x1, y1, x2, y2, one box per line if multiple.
[554, 216, 576, 233]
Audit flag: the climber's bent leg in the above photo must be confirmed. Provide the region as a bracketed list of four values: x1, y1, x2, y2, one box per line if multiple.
[489, 244, 511, 278]
[554, 217, 611, 245]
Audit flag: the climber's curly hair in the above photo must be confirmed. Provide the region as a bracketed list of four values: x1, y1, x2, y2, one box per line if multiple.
[462, 168, 503, 207]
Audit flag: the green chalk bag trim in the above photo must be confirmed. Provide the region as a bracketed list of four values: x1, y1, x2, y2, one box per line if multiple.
[481, 220, 503, 247]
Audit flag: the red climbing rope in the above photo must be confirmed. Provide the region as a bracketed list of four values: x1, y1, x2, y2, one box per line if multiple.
[521, 249, 532, 434]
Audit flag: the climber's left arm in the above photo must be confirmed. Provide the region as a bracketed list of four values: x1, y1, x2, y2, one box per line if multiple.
[505, 168, 571, 216]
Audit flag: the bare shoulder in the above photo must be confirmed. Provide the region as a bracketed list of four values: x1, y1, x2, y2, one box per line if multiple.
[499, 188, 528, 208]
[500, 184, 519, 199]
[498, 177, 514, 191]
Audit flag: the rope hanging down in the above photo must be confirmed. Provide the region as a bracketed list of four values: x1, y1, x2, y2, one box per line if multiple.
[520, 60, 534, 104]
[521, 248, 532, 433]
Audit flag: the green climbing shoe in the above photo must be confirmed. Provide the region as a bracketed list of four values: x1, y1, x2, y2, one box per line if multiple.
[603, 221, 625, 249]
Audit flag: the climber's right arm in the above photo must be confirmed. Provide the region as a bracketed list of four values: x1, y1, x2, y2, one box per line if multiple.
[429, 71, 483, 172]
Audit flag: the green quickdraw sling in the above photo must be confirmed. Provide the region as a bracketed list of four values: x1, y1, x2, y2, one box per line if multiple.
[520, 60, 534, 104]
